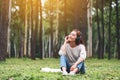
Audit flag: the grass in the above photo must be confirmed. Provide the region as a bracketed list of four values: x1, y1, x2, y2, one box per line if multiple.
[0, 58, 120, 80]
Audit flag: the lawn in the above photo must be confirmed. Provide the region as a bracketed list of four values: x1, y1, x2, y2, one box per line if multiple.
[0, 58, 120, 80]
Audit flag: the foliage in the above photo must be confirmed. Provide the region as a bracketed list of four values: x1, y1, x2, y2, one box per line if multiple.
[92, 0, 120, 58]
[0, 58, 120, 80]
[0, 0, 119, 59]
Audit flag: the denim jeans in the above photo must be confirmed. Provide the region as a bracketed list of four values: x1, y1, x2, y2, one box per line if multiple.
[60, 55, 85, 74]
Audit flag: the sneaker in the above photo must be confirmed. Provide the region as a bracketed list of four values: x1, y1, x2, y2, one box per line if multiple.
[62, 71, 68, 76]
[69, 71, 75, 76]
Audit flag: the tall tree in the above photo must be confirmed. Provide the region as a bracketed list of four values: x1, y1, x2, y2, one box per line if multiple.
[39, 0, 43, 59]
[30, 0, 35, 60]
[18, 0, 25, 58]
[96, 0, 102, 59]
[7, 0, 12, 57]
[101, 0, 104, 59]
[115, 0, 120, 59]
[0, 1, 1, 18]
[81, 0, 88, 46]
[108, 0, 112, 59]
[28, 0, 32, 57]
[49, 0, 53, 57]
[24, 0, 28, 57]
[54, 0, 60, 58]
[0, 0, 10, 61]
[32, 0, 39, 58]
[87, 0, 93, 57]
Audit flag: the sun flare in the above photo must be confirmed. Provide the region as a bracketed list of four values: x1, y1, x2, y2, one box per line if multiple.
[41, 0, 46, 6]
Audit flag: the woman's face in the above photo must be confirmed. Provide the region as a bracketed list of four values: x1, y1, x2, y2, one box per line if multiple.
[68, 31, 77, 42]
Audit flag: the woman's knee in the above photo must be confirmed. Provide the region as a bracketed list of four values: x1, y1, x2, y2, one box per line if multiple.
[77, 62, 85, 73]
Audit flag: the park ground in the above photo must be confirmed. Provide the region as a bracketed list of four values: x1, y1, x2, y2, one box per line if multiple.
[0, 58, 120, 80]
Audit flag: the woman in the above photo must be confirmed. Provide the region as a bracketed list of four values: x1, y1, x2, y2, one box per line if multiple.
[59, 29, 86, 76]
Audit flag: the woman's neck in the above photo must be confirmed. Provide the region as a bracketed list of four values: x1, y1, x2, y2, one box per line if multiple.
[69, 42, 76, 48]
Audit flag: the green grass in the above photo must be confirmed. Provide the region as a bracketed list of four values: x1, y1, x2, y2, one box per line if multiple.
[0, 58, 120, 80]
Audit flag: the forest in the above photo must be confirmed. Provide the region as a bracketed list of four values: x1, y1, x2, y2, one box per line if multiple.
[0, 0, 119, 60]
[0, 0, 120, 60]
[0, 0, 120, 80]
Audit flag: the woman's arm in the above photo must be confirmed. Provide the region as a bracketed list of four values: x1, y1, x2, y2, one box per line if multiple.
[58, 36, 69, 55]
[70, 45, 86, 71]
[70, 57, 84, 71]
[74, 57, 84, 66]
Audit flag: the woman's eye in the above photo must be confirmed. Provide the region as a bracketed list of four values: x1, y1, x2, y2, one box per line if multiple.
[70, 33, 75, 36]
[72, 34, 75, 36]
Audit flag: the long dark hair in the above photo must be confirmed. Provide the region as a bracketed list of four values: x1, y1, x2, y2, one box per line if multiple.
[72, 29, 85, 45]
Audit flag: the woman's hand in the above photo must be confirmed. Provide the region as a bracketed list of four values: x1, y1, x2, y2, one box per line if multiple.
[65, 36, 69, 43]
[60, 36, 69, 52]
[70, 64, 77, 71]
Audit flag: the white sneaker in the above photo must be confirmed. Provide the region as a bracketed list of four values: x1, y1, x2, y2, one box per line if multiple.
[62, 71, 68, 76]
[69, 71, 75, 76]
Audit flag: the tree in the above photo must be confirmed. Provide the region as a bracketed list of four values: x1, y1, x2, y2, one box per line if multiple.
[35, 0, 39, 55]
[0, 0, 10, 61]
[87, 0, 93, 57]
[53, 0, 60, 58]
[27, 0, 31, 58]
[7, 0, 12, 57]
[115, 0, 120, 59]
[49, 0, 54, 58]
[17, 0, 25, 58]
[96, 0, 102, 59]
[30, 0, 35, 60]
[108, 0, 112, 59]
[101, 0, 104, 59]
[23, 0, 28, 57]
[39, 0, 43, 59]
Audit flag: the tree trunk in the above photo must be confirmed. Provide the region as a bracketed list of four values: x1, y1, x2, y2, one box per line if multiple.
[7, 0, 12, 58]
[23, 0, 28, 57]
[0, 1, 1, 19]
[96, 0, 102, 59]
[115, 0, 120, 59]
[49, 36, 51, 58]
[53, 0, 60, 58]
[87, 0, 92, 57]
[27, 0, 31, 57]
[50, 0, 53, 58]
[108, 0, 112, 60]
[18, 0, 25, 58]
[0, 0, 9, 61]
[33, 0, 39, 58]
[30, 0, 35, 60]
[39, 0, 43, 59]
[101, 0, 104, 59]
[81, 0, 88, 46]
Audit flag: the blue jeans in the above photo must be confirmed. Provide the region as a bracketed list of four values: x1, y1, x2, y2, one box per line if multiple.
[60, 55, 85, 74]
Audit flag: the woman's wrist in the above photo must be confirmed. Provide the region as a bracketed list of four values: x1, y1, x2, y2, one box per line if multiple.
[74, 63, 78, 66]
[63, 41, 67, 45]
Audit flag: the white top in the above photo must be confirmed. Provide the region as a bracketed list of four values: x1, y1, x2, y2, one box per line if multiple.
[59, 44, 86, 65]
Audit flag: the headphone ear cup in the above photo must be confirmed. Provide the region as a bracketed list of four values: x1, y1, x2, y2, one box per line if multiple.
[75, 36, 80, 45]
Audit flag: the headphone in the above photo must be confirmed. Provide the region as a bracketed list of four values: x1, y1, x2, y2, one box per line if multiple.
[75, 34, 82, 45]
